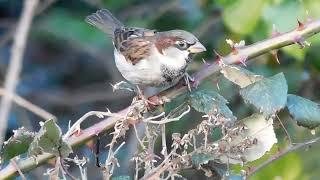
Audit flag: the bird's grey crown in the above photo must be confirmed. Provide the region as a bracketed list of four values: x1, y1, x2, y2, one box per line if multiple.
[159, 30, 198, 44]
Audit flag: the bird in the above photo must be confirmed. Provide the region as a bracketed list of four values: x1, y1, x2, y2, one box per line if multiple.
[86, 9, 206, 104]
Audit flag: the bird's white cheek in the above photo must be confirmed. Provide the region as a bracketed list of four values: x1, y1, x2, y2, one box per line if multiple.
[159, 47, 188, 68]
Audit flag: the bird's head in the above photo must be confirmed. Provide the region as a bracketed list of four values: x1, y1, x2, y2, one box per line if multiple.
[155, 30, 206, 63]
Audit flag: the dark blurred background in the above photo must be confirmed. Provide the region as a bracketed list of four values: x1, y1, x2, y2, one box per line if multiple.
[0, 0, 320, 179]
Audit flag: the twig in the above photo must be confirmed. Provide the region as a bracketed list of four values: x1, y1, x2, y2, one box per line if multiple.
[161, 124, 168, 157]
[10, 159, 26, 180]
[63, 110, 123, 140]
[248, 136, 320, 176]
[0, 0, 40, 148]
[133, 124, 146, 150]
[143, 106, 190, 124]
[276, 114, 292, 144]
[0, 88, 55, 120]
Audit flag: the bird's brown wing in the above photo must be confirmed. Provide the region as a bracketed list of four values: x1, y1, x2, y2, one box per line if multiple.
[114, 27, 156, 65]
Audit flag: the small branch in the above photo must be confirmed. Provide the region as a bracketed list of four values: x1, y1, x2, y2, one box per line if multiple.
[248, 136, 320, 176]
[0, 0, 40, 148]
[143, 106, 190, 124]
[10, 159, 26, 180]
[0, 88, 55, 121]
[276, 114, 292, 144]
[63, 110, 122, 140]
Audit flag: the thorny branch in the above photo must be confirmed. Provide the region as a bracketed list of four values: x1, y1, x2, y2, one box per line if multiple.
[1, 18, 320, 179]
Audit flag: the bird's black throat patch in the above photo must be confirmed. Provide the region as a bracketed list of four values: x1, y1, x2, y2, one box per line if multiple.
[160, 64, 187, 86]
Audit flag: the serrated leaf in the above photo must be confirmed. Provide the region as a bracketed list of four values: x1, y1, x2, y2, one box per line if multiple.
[219, 113, 277, 164]
[190, 89, 236, 120]
[29, 119, 72, 158]
[221, 65, 263, 88]
[240, 73, 288, 116]
[191, 152, 215, 168]
[287, 94, 320, 129]
[1, 128, 35, 161]
[223, 0, 265, 35]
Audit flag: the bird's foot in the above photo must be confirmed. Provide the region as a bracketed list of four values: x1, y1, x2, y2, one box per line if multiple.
[184, 73, 195, 91]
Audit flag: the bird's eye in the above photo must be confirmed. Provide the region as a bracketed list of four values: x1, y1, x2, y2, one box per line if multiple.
[176, 40, 188, 50]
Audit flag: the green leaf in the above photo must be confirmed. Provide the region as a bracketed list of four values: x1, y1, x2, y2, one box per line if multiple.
[240, 73, 287, 115]
[191, 152, 215, 168]
[282, 45, 306, 62]
[223, 0, 265, 35]
[287, 94, 320, 129]
[263, 1, 304, 32]
[1, 128, 35, 161]
[221, 65, 263, 88]
[189, 89, 236, 120]
[29, 119, 72, 158]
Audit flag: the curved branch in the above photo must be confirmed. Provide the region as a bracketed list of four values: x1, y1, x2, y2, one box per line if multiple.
[248, 136, 320, 176]
[1, 19, 320, 179]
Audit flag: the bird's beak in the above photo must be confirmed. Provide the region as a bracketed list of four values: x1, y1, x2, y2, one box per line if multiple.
[187, 42, 206, 53]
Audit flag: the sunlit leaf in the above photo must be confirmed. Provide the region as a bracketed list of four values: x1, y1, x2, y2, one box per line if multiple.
[223, 0, 265, 35]
[219, 113, 277, 164]
[240, 73, 288, 115]
[287, 94, 320, 129]
[221, 65, 263, 88]
[2, 128, 35, 161]
[29, 119, 72, 158]
[190, 89, 236, 120]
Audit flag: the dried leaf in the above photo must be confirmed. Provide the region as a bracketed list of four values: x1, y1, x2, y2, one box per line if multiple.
[221, 65, 263, 88]
[220, 113, 277, 164]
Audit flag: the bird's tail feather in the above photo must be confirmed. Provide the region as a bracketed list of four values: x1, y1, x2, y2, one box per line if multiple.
[85, 9, 124, 36]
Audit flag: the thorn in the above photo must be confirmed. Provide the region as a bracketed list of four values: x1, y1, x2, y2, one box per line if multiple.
[293, 35, 305, 48]
[271, 50, 280, 64]
[202, 58, 211, 66]
[214, 50, 224, 66]
[306, 11, 313, 23]
[192, 79, 200, 88]
[297, 19, 305, 31]
[231, 47, 238, 55]
[226, 39, 245, 55]
[238, 55, 248, 66]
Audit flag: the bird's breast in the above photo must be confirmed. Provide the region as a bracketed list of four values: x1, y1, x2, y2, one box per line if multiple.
[159, 63, 187, 86]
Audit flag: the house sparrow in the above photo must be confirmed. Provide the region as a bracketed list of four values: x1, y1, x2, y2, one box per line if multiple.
[86, 9, 206, 102]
